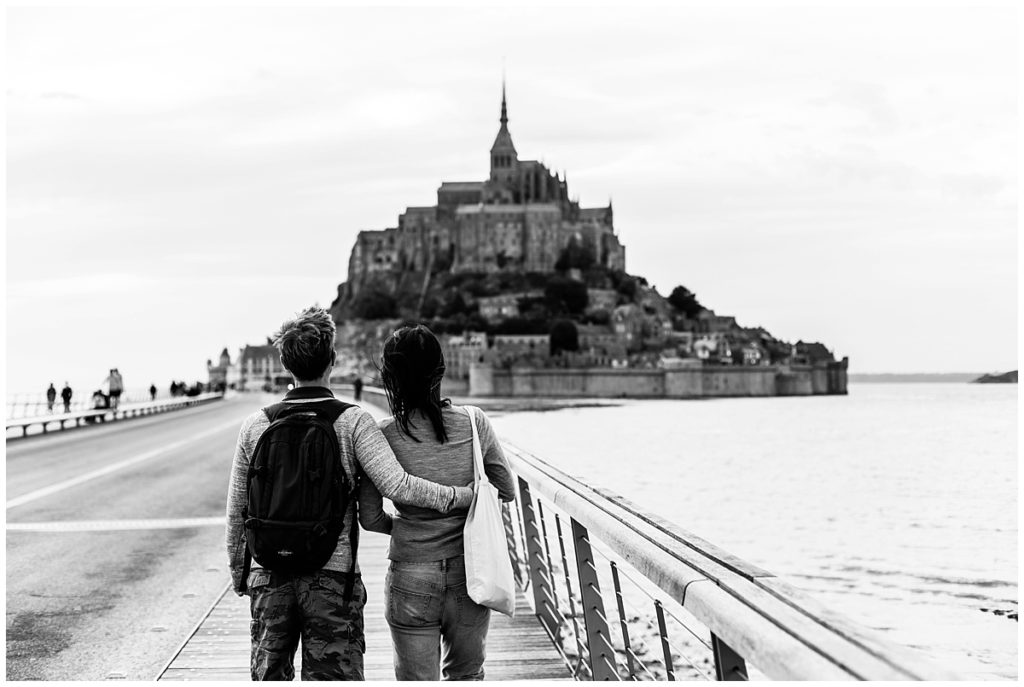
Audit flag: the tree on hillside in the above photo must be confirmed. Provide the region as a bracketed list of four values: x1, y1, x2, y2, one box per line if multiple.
[351, 289, 398, 320]
[494, 316, 549, 335]
[554, 236, 595, 272]
[550, 320, 579, 355]
[544, 276, 589, 315]
[667, 285, 704, 319]
[581, 309, 612, 326]
[439, 292, 473, 318]
[615, 275, 639, 302]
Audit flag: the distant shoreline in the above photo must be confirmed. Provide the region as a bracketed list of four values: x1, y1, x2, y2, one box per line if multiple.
[849, 373, 982, 384]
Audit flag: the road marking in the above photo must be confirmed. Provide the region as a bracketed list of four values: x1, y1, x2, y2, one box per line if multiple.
[6, 418, 241, 510]
[7, 517, 225, 532]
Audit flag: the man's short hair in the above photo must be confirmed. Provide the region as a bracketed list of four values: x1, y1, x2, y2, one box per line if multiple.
[273, 306, 337, 381]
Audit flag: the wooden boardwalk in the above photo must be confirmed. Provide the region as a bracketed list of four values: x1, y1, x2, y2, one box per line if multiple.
[158, 530, 570, 681]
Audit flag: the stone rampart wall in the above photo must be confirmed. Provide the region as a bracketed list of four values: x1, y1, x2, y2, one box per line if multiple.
[470, 362, 847, 398]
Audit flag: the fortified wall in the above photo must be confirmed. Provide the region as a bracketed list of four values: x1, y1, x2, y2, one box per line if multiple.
[469, 359, 849, 398]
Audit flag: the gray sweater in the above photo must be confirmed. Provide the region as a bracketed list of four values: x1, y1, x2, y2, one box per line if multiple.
[359, 405, 516, 562]
[225, 392, 475, 594]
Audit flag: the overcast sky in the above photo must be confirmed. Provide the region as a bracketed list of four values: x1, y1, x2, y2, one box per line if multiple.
[6, 4, 1017, 395]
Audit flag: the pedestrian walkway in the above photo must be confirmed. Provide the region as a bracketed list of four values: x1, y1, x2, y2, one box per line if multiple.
[158, 529, 570, 681]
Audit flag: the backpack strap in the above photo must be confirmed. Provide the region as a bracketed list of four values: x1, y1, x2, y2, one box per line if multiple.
[344, 513, 359, 603]
[263, 398, 352, 424]
[240, 544, 252, 594]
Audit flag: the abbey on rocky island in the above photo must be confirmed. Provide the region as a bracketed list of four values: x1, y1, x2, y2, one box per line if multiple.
[345, 85, 626, 296]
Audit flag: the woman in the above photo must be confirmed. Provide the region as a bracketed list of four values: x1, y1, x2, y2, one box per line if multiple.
[359, 324, 516, 681]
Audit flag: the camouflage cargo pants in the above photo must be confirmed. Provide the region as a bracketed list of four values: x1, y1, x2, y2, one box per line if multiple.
[248, 569, 367, 681]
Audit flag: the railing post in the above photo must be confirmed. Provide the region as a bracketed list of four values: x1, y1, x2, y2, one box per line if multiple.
[501, 501, 526, 590]
[571, 518, 618, 681]
[654, 600, 676, 680]
[711, 633, 748, 681]
[609, 562, 636, 680]
[517, 477, 562, 646]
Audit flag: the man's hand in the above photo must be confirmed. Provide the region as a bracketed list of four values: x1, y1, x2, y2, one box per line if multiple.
[452, 483, 475, 510]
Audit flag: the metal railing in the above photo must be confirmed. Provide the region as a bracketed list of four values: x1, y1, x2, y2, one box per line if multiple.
[500, 443, 954, 681]
[6, 392, 225, 438]
[6, 392, 159, 419]
[338, 382, 952, 680]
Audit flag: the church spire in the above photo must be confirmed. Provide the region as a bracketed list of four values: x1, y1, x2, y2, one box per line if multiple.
[490, 77, 517, 181]
[500, 79, 508, 126]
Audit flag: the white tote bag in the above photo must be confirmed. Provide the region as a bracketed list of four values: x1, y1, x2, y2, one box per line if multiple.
[463, 406, 516, 617]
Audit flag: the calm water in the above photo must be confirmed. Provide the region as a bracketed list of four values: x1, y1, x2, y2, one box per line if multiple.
[487, 384, 1017, 679]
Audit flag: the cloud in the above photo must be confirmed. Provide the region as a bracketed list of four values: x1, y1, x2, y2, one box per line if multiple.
[39, 90, 86, 102]
[4, 5, 1018, 380]
[810, 81, 900, 131]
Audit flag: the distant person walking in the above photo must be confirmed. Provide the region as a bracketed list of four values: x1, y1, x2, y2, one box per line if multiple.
[46, 383, 57, 413]
[149, 383, 157, 401]
[106, 369, 124, 410]
[353, 376, 363, 402]
[60, 383, 72, 413]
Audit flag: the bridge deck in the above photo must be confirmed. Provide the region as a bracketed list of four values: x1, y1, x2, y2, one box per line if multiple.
[158, 530, 570, 681]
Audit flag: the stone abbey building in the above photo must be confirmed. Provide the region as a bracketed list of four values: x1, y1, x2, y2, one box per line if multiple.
[345, 87, 626, 294]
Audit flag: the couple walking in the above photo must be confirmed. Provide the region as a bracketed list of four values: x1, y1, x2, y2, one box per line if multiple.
[226, 307, 515, 681]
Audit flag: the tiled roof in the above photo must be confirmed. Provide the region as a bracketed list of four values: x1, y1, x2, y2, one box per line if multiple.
[490, 125, 517, 154]
[456, 202, 563, 215]
[795, 341, 833, 361]
[439, 182, 485, 192]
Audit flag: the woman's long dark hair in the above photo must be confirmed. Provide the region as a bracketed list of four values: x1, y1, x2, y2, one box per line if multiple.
[379, 325, 450, 443]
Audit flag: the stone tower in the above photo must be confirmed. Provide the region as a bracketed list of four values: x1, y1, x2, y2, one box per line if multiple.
[489, 82, 518, 186]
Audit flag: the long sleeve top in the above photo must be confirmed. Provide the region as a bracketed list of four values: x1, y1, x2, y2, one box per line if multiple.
[225, 388, 474, 594]
[358, 404, 516, 562]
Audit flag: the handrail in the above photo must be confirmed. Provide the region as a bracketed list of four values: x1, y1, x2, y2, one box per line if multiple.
[502, 443, 955, 681]
[6, 392, 224, 438]
[333, 382, 952, 680]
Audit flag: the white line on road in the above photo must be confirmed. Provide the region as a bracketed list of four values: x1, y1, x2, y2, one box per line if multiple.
[6, 418, 242, 510]
[7, 517, 225, 532]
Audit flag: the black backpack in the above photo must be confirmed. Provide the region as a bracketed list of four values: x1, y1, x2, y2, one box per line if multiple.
[240, 399, 357, 598]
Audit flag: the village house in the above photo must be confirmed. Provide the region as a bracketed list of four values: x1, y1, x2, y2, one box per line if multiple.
[585, 288, 619, 312]
[693, 333, 732, 363]
[697, 309, 739, 333]
[477, 291, 543, 323]
[440, 331, 488, 381]
[792, 341, 835, 365]
[238, 344, 290, 391]
[576, 324, 627, 359]
[492, 334, 550, 356]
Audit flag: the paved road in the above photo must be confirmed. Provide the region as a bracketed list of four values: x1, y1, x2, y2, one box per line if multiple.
[5, 393, 276, 680]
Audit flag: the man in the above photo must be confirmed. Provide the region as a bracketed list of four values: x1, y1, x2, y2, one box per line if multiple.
[60, 382, 72, 413]
[226, 306, 473, 681]
[149, 383, 157, 401]
[352, 376, 363, 402]
[107, 368, 124, 410]
[46, 383, 57, 413]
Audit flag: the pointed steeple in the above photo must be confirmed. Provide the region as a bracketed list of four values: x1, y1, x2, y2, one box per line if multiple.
[500, 79, 508, 127]
[490, 80, 517, 156]
[490, 78, 518, 183]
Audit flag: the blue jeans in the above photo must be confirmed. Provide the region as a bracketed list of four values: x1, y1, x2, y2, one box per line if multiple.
[384, 555, 490, 680]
